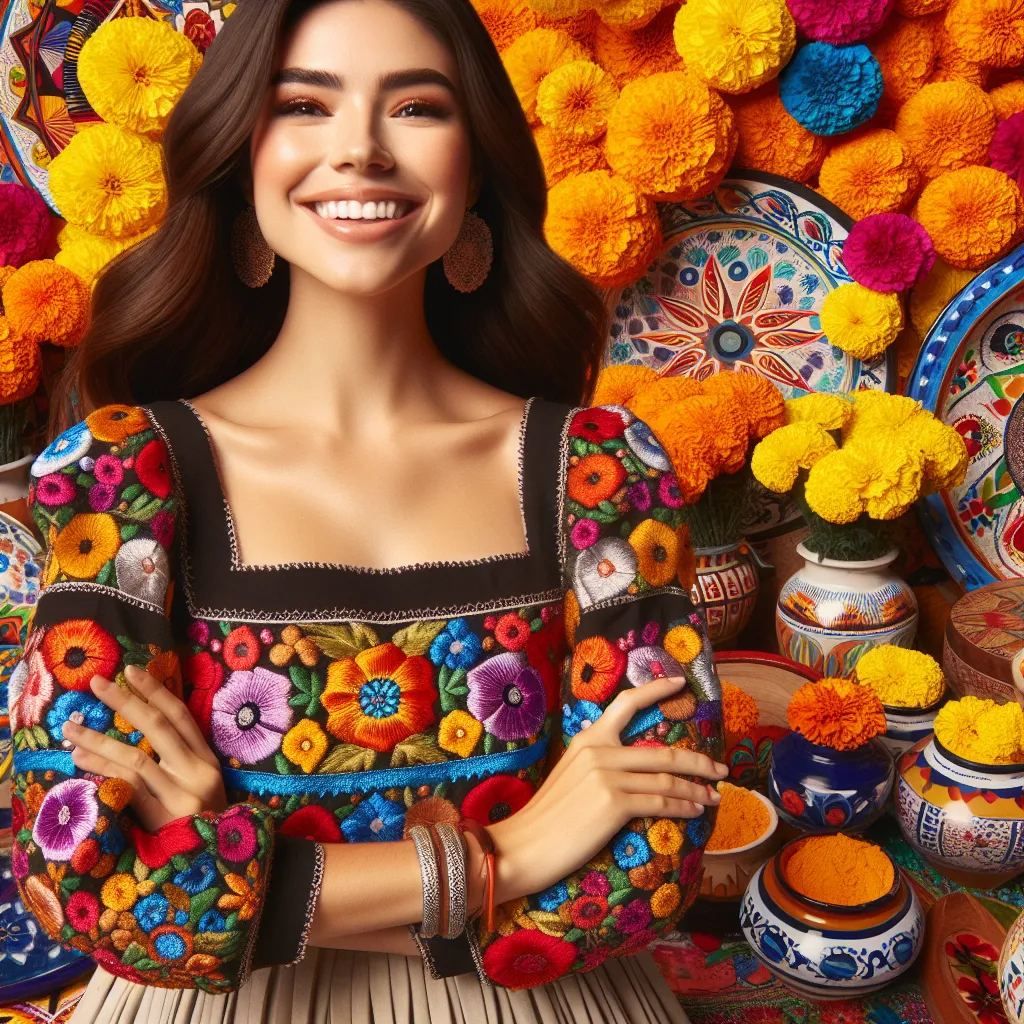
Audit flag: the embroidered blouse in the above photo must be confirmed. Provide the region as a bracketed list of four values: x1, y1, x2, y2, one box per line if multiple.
[11, 398, 723, 994]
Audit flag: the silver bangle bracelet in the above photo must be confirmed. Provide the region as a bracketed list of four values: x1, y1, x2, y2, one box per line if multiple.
[409, 825, 441, 939]
[434, 823, 468, 940]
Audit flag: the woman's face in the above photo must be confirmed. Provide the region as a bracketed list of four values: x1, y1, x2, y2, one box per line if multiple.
[250, 0, 474, 296]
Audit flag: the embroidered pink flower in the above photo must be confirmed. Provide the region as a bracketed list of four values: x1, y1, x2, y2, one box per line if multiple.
[570, 518, 600, 550]
[88, 483, 117, 512]
[581, 871, 611, 897]
[628, 481, 652, 511]
[93, 455, 124, 485]
[467, 653, 547, 741]
[616, 898, 652, 934]
[216, 806, 259, 863]
[210, 667, 292, 764]
[35, 473, 76, 507]
[149, 509, 175, 549]
[33, 778, 99, 860]
[658, 473, 685, 509]
[9, 652, 53, 731]
[188, 621, 211, 646]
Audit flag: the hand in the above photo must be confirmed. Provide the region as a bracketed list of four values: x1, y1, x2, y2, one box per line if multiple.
[64, 663, 227, 831]
[487, 675, 727, 901]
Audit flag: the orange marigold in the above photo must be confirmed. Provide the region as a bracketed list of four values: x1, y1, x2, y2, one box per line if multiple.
[914, 165, 1024, 269]
[870, 14, 940, 118]
[592, 0, 667, 29]
[818, 129, 921, 219]
[625, 374, 706, 422]
[3, 260, 89, 347]
[730, 85, 826, 183]
[787, 677, 886, 752]
[943, 0, 1024, 69]
[604, 70, 737, 200]
[593, 6, 682, 87]
[544, 170, 661, 288]
[593, 364, 658, 406]
[896, 0, 949, 12]
[502, 28, 590, 123]
[686, 394, 749, 474]
[929, 30, 990, 87]
[0, 318, 40, 403]
[894, 81, 996, 181]
[478, 0, 537, 51]
[702, 370, 786, 439]
[533, 125, 608, 185]
[722, 681, 760, 737]
[537, 8, 600, 48]
[0, 267, 14, 294]
[990, 79, 1024, 119]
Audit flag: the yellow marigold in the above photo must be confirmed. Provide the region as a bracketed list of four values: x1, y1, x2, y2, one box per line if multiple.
[527, 0, 590, 18]
[701, 370, 786, 439]
[729, 85, 827, 183]
[55, 226, 155, 287]
[935, 696, 1024, 764]
[476, 0, 538, 51]
[502, 29, 589, 123]
[929, 30, 990, 87]
[673, 0, 796, 95]
[537, 9, 600, 48]
[664, 624, 703, 664]
[896, 0, 949, 13]
[784, 393, 852, 431]
[537, 60, 618, 140]
[593, 6, 682, 87]
[803, 452, 865, 524]
[625, 374, 706, 421]
[49, 123, 166, 240]
[818, 130, 921, 220]
[592, 364, 658, 406]
[914, 165, 1024, 269]
[0, 318, 40, 404]
[78, 17, 202, 137]
[750, 421, 837, 493]
[604, 71, 737, 200]
[722, 681, 760, 736]
[3, 260, 89, 347]
[820, 284, 903, 361]
[989, 79, 1024, 119]
[943, 0, 1024, 69]
[533, 125, 607, 185]
[592, 0, 666, 29]
[897, 410, 969, 492]
[787, 677, 886, 752]
[870, 15, 940, 117]
[544, 170, 661, 288]
[855, 645, 945, 708]
[909, 258, 976, 338]
[843, 390, 923, 444]
[894, 81, 996, 181]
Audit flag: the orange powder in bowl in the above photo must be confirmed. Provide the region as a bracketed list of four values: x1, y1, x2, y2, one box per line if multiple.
[706, 782, 771, 852]
[785, 834, 895, 906]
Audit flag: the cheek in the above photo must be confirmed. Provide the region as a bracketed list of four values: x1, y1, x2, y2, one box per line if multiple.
[251, 128, 316, 201]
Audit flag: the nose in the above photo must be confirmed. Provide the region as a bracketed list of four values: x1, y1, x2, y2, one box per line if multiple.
[326, 96, 395, 175]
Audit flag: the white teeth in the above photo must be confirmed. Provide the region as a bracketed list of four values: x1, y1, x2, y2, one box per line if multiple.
[347, 200, 362, 219]
[314, 199, 409, 221]
[362, 201, 377, 219]
[386, 201, 396, 219]
[328, 200, 337, 219]
[377, 201, 386, 218]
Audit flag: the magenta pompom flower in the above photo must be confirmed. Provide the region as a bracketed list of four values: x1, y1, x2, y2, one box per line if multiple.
[786, 0, 894, 44]
[0, 183, 51, 268]
[842, 213, 935, 292]
[989, 111, 1024, 190]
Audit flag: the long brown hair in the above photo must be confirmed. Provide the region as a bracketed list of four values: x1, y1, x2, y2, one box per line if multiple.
[53, 0, 607, 432]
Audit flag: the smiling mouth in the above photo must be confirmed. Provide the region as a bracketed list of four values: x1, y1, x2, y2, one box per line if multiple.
[312, 199, 414, 222]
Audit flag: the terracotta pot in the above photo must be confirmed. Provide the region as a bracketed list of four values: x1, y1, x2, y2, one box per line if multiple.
[775, 544, 918, 676]
[699, 789, 782, 901]
[694, 541, 759, 649]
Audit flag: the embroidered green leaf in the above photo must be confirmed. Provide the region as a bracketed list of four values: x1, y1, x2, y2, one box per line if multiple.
[28, 725, 51, 750]
[133, 858, 150, 883]
[391, 732, 447, 768]
[570, 438, 590, 458]
[195, 931, 234, 955]
[134, 957, 160, 972]
[120, 523, 140, 541]
[116, 849, 136, 874]
[121, 483, 144, 503]
[334, 803, 358, 821]
[122, 942, 146, 966]
[562, 927, 584, 944]
[75, 473, 96, 489]
[274, 752, 293, 775]
[149, 865, 173, 887]
[59, 874, 81, 896]
[665, 722, 685, 745]
[187, 888, 222, 930]
[597, 500, 618, 516]
[606, 865, 630, 890]
[651, 507, 672, 525]
[287, 693, 309, 709]
[284, 795, 303, 815]
[95, 559, 115, 587]
[305, 671, 323, 717]
[60, 923, 76, 943]
[528, 910, 567, 937]
[607, 887, 634, 907]
[219, 621, 232, 637]
[305, 623, 380, 659]
[289, 664, 312, 693]
[484, 733, 496, 755]
[224, 911, 239, 931]
[54, 505, 76, 530]
[318, 743, 376, 774]
[392, 620, 448, 657]
[128, 491, 156, 514]
[171, 853, 191, 872]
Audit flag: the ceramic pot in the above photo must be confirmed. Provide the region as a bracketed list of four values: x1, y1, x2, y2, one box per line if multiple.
[1001, 910, 1024, 1024]
[740, 837, 924, 1000]
[896, 735, 1024, 887]
[879, 691, 949, 758]
[699, 789, 782, 901]
[775, 544, 918, 677]
[694, 541, 759, 649]
[768, 731, 895, 833]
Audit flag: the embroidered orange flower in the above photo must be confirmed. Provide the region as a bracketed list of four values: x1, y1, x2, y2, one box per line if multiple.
[564, 589, 580, 647]
[628, 518, 679, 587]
[41, 618, 121, 691]
[322, 643, 437, 752]
[281, 720, 328, 773]
[567, 453, 627, 508]
[53, 513, 120, 579]
[571, 635, 626, 703]
[438, 709, 483, 758]
[664, 625, 702, 664]
[217, 867, 260, 921]
[146, 649, 182, 699]
[85, 404, 150, 443]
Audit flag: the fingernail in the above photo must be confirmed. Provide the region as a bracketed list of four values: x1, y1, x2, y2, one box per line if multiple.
[716, 762, 729, 776]
[91, 675, 111, 690]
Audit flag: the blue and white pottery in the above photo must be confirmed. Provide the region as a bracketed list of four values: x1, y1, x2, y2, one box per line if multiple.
[880, 691, 948, 757]
[740, 837, 924, 1001]
[768, 731, 895, 833]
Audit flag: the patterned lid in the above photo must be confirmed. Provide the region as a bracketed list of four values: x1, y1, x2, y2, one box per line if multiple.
[946, 579, 1024, 685]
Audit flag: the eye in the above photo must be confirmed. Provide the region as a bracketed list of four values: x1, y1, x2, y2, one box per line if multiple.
[394, 99, 449, 119]
[274, 97, 328, 117]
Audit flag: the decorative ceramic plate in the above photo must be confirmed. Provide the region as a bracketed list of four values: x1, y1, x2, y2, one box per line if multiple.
[606, 171, 895, 535]
[908, 244, 1024, 589]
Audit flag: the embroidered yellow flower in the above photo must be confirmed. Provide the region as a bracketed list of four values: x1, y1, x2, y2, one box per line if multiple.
[438, 710, 484, 758]
[628, 518, 679, 587]
[650, 882, 681, 918]
[647, 819, 683, 855]
[53, 513, 121, 579]
[282, 720, 329, 773]
[101, 873, 138, 911]
[664, 625, 702, 664]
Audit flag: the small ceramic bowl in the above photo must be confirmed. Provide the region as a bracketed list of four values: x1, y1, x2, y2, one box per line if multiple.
[700, 789, 782, 901]
[740, 836, 925, 1001]
[879, 689, 948, 757]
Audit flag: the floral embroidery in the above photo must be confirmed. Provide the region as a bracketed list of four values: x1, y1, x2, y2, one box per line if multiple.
[211, 667, 293, 765]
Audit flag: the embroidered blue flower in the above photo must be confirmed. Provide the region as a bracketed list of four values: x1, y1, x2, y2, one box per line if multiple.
[613, 831, 651, 870]
[47, 691, 113, 745]
[134, 893, 169, 933]
[340, 792, 405, 843]
[562, 700, 603, 739]
[99, 823, 125, 856]
[429, 619, 482, 671]
[687, 817, 710, 848]
[198, 910, 228, 933]
[31, 421, 93, 476]
[174, 853, 217, 895]
[537, 883, 569, 912]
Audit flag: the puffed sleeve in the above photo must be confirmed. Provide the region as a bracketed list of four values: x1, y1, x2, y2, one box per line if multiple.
[10, 406, 275, 993]
[475, 405, 723, 989]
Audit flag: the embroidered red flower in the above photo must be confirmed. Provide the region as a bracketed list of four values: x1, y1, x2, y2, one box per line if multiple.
[135, 439, 172, 499]
[184, 651, 224, 737]
[41, 619, 120, 692]
[66, 889, 100, 932]
[93, 947, 144, 983]
[493, 614, 531, 652]
[483, 930, 577, 989]
[279, 805, 343, 843]
[569, 408, 624, 442]
[567, 453, 627, 508]
[70, 837, 101, 874]
[570, 894, 608, 930]
[222, 626, 260, 672]
[525, 619, 565, 712]
[461, 775, 535, 826]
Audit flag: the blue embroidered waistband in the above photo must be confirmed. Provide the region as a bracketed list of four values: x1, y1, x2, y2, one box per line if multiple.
[224, 737, 550, 797]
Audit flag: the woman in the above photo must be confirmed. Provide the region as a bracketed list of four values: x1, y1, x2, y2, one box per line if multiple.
[11, 1, 726, 1021]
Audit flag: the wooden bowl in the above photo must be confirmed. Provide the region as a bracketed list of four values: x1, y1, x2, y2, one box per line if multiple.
[700, 789, 782, 901]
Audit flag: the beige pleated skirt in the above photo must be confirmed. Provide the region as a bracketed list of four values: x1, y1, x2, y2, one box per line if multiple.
[70, 948, 690, 1024]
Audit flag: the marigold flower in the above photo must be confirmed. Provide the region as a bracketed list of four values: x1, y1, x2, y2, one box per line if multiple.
[544, 170, 661, 288]
[593, 364, 658, 406]
[896, 0, 949, 13]
[502, 28, 589, 123]
[896, 410, 969, 492]
[788, 0, 895, 44]
[475, 0, 538, 51]
[0, 318, 40, 404]
[3, 260, 89, 347]
[55, 225, 155, 288]
[855, 645, 945, 708]
[604, 70, 737, 199]
[722, 681, 759, 736]
[943, 0, 1024, 69]
[784, 393, 852, 431]
[750, 422, 837, 493]
[914, 165, 1024, 269]
[533, 125, 607, 185]
[818, 130, 920, 219]
[537, 9, 600, 48]
[641, 411, 714, 501]
[787, 677, 886, 752]
[842, 213, 936, 293]
[729, 85, 827, 183]
[537, 60, 618, 140]
[803, 451, 865, 524]
[78, 17, 202, 137]
[49, 123, 167, 239]
[592, 0, 666, 28]
[701, 369, 785, 439]
[593, 6, 681, 87]
[908, 258, 975, 338]
[870, 14, 940, 117]
[625, 374, 705, 422]
[990, 79, 1024, 119]
[820, 283, 903, 361]
[843, 390, 922, 443]
[894, 81, 996, 181]
[929, 29, 989, 87]
[935, 696, 1024, 764]
[526, 0, 589, 18]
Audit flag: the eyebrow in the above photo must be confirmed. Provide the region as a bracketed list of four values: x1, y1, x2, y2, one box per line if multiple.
[273, 67, 457, 93]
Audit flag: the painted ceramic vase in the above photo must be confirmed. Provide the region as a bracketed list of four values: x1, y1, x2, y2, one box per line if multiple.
[896, 735, 1024, 887]
[776, 545, 918, 677]
[740, 837, 925, 1000]
[768, 731, 895, 833]
[700, 789, 782, 901]
[879, 691, 949, 758]
[695, 541, 759, 649]
[1001, 910, 1024, 1024]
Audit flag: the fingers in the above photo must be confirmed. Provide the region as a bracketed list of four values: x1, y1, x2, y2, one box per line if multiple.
[605, 769, 721, 808]
[598, 745, 729, 781]
[67, 744, 169, 830]
[626, 795, 707, 820]
[584, 676, 690, 738]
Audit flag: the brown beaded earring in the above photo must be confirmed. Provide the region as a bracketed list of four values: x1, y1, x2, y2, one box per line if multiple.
[231, 206, 276, 288]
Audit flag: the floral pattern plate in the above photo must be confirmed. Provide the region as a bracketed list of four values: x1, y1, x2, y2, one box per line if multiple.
[908, 244, 1024, 589]
[604, 171, 894, 536]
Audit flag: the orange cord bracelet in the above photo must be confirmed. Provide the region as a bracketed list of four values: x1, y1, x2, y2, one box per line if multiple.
[459, 819, 496, 933]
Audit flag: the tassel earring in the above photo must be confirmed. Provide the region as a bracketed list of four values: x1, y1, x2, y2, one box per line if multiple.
[443, 209, 493, 293]
[231, 206, 276, 288]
